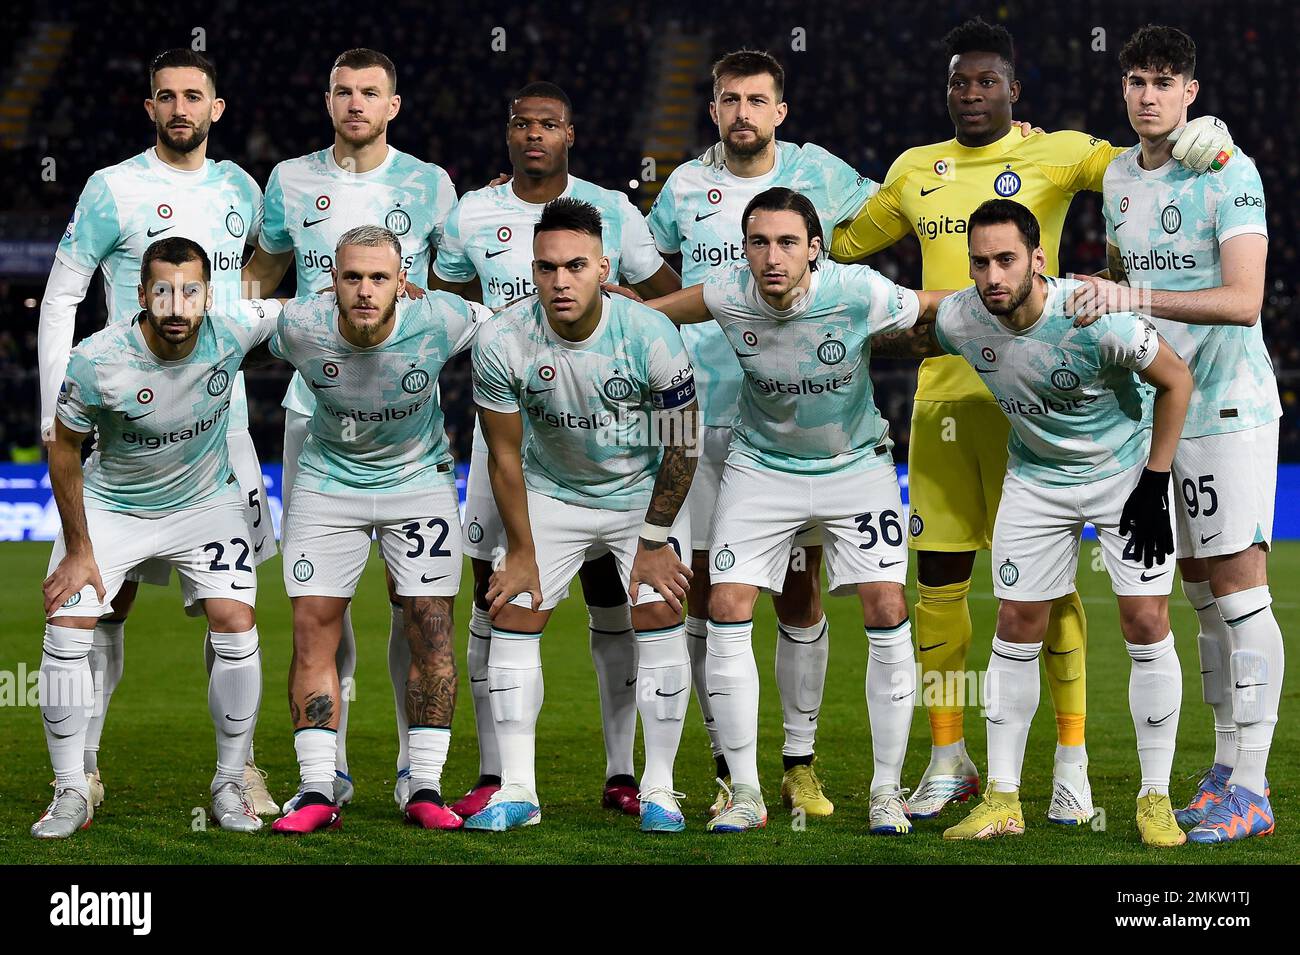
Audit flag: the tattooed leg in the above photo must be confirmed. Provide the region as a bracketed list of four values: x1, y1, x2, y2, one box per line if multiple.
[287, 594, 348, 800]
[403, 595, 457, 797]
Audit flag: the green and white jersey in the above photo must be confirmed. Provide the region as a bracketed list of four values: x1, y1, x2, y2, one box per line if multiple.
[259, 146, 457, 415]
[56, 300, 280, 512]
[269, 292, 489, 494]
[935, 277, 1159, 488]
[55, 148, 263, 430]
[647, 141, 877, 427]
[472, 294, 696, 510]
[1103, 146, 1278, 437]
[702, 260, 918, 475]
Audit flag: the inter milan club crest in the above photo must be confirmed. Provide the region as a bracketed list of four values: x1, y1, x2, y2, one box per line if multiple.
[467, 521, 484, 545]
[817, 339, 846, 365]
[385, 208, 412, 236]
[1161, 204, 1182, 234]
[226, 210, 245, 238]
[994, 167, 1022, 197]
[402, 369, 430, 393]
[207, 370, 230, 396]
[1051, 368, 1081, 391]
[603, 376, 634, 401]
[998, 559, 1020, 587]
[293, 558, 315, 582]
[909, 512, 924, 538]
[714, 548, 735, 571]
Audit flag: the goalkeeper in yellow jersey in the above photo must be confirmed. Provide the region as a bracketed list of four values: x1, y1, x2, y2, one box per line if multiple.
[831, 17, 1232, 823]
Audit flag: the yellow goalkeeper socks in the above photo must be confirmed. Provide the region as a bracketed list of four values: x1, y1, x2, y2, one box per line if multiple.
[916, 578, 973, 747]
[1044, 590, 1088, 746]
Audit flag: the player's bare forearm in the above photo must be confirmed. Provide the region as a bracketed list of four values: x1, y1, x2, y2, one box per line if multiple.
[1104, 243, 1128, 284]
[870, 319, 944, 359]
[49, 421, 92, 555]
[630, 262, 682, 299]
[427, 272, 483, 304]
[1139, 340, 1193, 472]
[241, 246, 292, 299]
[644, 284, 712, 325]
[916, 289, 953, 323]
[643, 398, 699, 538]
[240, 342, 282, 370]
[481, 408, 534, 555]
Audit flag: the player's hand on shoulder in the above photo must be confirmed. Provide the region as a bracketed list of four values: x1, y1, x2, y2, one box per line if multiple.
[628, 539, 692, 615]
[602, 282, 642, 303]
[43, 549, 106, 616]
[488, 172, 512, 187]
[486, 552, 542, 616]
[1015, 120, 1045, 137]
[401, 282, 427, 300]
[1065, 273, 1130, 326]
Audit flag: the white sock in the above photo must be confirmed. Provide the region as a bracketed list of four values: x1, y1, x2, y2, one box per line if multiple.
[705, 619, 760, 790]
[1218, 587, 1284, 795]
[635, 624, 690, 792]
[387, 602, 410, 772]
[929, 739, 968, 767]
[294, 728, 337, 798]
[588, 603, 637, 780]
[1055, 743, 1088, 765]
[985, 637, 1042, 792]
[467, 604, 500, 779]
[334, 606, 357, 777]
[865, 620, 915, 793]
[207, 628, 262, 787]
[1185, 579, 1236, 768]
[40, 624, 95, 797]
[408, 726, 451, 794]
[84, 618, 125, 774]
[488, 629, 544, 799]
[1127, 632, 1181, 797]
[686, 616, 722, 758]
[776, 616, 828, 758]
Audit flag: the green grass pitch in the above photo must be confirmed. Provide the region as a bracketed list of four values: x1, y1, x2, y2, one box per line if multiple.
[0, 540, 1294, 864]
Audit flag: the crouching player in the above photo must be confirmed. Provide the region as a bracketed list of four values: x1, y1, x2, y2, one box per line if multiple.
[637, 187, 950, 834]
[35, 238, 279, 838]
[876, 199, 1194, 846]
[268, 226, 492, 834]
[470, 198, 698, 833]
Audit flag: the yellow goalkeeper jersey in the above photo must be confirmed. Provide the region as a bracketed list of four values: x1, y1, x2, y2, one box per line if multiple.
[831, 128, 1124, 402]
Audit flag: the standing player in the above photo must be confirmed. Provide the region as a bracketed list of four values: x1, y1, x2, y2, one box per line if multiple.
[429, 82, 680, 819]
[647, 49, 878, 817]
[34, 239, 278, 838]
[874, 200, 1193, 846]
[468, 199, 698, 832]
[1068, 26, 1281, 843]
[268, 227, 491, 835]
[243, 49, 457, 809]
[638, 188, 950, 834]
[36, 49, 276, 814]
[831, 18, 1233, 823]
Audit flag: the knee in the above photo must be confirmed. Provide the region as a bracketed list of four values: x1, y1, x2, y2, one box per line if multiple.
[208, 600, 256, 634]
[861, 584, 908, 629]
[1119, 604, 1170, 644]
[708, 585, 754, 623]
[406, 597, 455, 659]
[209, 626, 259, 660]
[631, 600, 680, 633]
[996, 600, 1050, 642]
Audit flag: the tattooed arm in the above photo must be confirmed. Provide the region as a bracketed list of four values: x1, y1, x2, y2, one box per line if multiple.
[628, 397, 698, 613]
[870, 318, 945, 359]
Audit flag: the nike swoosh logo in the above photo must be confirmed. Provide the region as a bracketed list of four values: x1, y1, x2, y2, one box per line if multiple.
[1112, 221, 1126, 230]
[146, 226, 173, 237]
[735, 351, 760, 358]
[421, 574, 448, 583]
[1200, 532, 1222, 545]
[1046, 647, 1076, 656]
[43, 713, 71, 725]
[484, 249, 509, 258]
[919, 186, 946, 196]
[655, 687, 687, 698]
[987, 717, 1005, 725]
[254, 540, 265, 553]
[526, 386, 555, 395]
[1235, 681, 1267, 689]
[891, 689, 915, 702]
[124, 411, 154, 421]
[707, 691, 730, 697]
[694, 211, 720, 222]
[303, 217, 330, 228]
[624, 678, 637, 687]
[489, 686, 518, 693]
[880, 560, 903, 568]
[1146, 709, 1177, 726]
[231, 584, 254, 590]
[1139, 571, 1168, 581]
[311, 380, 340, 389]
[225, 713, 255, 722]
[975, 366, 996, 373]
[470, 677, 487, 684]
[918, 643, 946, 652]
[807, 713, 818, 722]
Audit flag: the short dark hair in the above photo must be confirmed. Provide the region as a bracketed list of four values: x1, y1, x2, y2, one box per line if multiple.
[967, 199, 1040, 252]
[535, 197, 603, 240]
[509, 81, 573, 122]
[741, 187, 824, 269]
[711, 49, 785, 100]
[943, 17, 1015, 81]
[141, 237, 210, 284]
[332, 48, 397, 93]
[1119, 25, 1196, 81]
[149, 49, 217, 94]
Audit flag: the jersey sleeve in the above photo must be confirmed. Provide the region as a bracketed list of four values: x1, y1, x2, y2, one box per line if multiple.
[267, 298, 310, 364]
[440, 296, 493, 357]
[645, 314, 697, 410]
[817, 146, 879, 225]
[931, 298, 962, 356]
[257, 164, 293, 255]
[829, 152, 911, 261]
[616, 194, 666, 285]
[849, 265, 920, 335]
[432, 200, 477, 283]
[55, 350, 101, 434]
[427, 166, 459, 252]
[1097, 312, 1160, 372]
[55, 172, 121, 275]
[646, 180, 682, 255]
[471, 324, 519, 413]
[1214, 157, 1268, 243]
[240, 169, 265, 243]
[229, 298, 283, 350]
[1035, 131, 1126, 195]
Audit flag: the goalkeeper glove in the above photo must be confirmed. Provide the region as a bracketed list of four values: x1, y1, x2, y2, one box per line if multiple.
[697, 140, 727, 170]
[1119, 468, 1175, 569]
[1169, 116, 1234, 173]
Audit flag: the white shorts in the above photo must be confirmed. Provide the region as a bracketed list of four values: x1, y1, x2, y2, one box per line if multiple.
[1173, 421, 1277, 560]
[48, 495, 256, 619]
[507, 489, 691, 612]
[992, 465, 1177, 602]
[280, 409, 310, 520]
[283, 483, 463, 599]
[126, 429, 273, 605]
[462, 425, 505, 563]
[708, 460, 907, 596]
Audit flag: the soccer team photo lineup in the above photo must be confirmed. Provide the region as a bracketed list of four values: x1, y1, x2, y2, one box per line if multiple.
[3, 0, 1295, 863]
